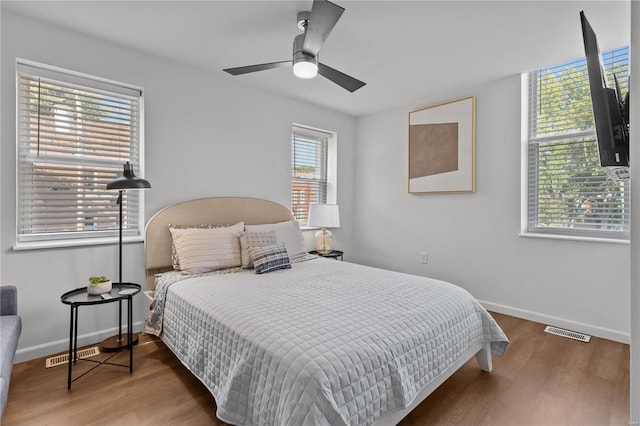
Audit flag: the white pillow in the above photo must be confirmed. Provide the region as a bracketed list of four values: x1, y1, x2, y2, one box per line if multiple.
[245, 220, 307, 260]
[169, 222, 244, 274]
[239, 230, 278, 268]
[169, 223, 233, 270]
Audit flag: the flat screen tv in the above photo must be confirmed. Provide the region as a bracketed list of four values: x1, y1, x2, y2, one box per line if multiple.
[580, 11, 629, 181]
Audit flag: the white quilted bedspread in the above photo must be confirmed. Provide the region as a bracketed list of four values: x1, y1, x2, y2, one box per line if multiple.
[158, 258, 508, 425]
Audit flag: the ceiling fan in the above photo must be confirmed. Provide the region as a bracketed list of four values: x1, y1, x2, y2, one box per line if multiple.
[223, 0, 366, 93]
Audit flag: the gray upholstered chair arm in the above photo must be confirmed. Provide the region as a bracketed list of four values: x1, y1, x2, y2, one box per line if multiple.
[0, 286, 18, 316]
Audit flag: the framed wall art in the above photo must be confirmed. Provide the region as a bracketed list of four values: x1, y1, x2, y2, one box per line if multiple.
[408, 96, 476, 194]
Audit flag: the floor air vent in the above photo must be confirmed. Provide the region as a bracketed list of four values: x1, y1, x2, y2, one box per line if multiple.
[45, 346, 100, 368]
[544, 326, 591, 343]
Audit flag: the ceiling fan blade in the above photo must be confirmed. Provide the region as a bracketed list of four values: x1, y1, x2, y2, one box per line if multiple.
[318, 62, 366, 93]
[223, 61, 292, 76]
[302, 0, 344, 56]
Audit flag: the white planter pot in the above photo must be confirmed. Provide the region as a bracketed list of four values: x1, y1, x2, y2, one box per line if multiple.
[87, 280, 112, 295]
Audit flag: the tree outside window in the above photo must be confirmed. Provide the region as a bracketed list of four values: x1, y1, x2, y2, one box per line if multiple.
[526, 47, 629, 240]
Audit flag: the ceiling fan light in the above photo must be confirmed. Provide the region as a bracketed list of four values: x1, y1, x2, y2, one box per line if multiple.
[293, 60, 318, 79]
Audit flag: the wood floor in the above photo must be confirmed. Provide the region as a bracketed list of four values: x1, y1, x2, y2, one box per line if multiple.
[3, 312, 629, 425]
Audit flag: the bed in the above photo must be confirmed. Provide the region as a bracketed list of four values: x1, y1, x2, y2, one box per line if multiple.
[144, 197, 509, 425]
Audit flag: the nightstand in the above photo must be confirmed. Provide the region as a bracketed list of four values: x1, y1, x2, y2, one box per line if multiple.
[60, 282, 140, 389]
[309, 250, 344, 261]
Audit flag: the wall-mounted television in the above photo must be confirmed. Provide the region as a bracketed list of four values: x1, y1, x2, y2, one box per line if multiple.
[580, 11, 630, 181]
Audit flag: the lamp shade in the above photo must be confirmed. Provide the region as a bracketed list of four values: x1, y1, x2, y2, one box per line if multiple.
[307, 204, 340, 228]
[106, 161, 151, 190]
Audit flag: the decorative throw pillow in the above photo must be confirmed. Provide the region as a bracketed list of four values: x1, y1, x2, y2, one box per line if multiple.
[239, 230, 278, 268]
[169, 223, 233, 270]
[250, 243, 292, 274]
[245, 220, 307, 261]
[169, 222, 244, 274]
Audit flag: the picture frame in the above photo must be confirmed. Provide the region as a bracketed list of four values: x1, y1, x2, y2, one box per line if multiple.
[408, 96, 476, 194]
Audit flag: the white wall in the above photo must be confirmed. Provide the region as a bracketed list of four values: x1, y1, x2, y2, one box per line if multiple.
[629, 1, 639, 422]
[0, 6, 3, 282]
[353, 74, 631, 342]
[1, 11, 357, 362]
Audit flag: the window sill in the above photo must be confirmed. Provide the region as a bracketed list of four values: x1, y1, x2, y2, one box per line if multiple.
[519, 232, 629, 245]
[13, 235, 145, 251]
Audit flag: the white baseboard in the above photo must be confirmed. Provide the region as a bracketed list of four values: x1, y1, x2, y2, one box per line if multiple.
[480, 300, 630, 344]
[14, 321, 145, 363]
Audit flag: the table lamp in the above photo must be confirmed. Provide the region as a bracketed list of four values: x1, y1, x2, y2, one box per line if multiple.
[103, 161, 151, 351]
[307, 203, 340, 255]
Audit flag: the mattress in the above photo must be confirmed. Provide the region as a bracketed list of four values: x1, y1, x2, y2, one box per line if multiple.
[152, 258, 508, 425]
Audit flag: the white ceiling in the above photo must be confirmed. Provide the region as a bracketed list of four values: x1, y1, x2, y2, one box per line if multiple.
[1, 1, 631, 117]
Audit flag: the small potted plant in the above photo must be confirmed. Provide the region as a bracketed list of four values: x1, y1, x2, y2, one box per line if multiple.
[88, 275, 112, 295]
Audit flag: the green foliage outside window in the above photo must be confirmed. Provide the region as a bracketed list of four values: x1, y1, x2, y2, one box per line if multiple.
[528, 47, 629, 237]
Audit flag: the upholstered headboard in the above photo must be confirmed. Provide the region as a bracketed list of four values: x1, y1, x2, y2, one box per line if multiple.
[144, 197, 295, 290]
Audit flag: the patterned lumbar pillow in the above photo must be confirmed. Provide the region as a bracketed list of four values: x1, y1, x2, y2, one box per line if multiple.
[249, 243, 292, 274]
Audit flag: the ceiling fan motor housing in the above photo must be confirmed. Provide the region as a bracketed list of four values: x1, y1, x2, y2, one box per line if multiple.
[293, 33, 318, 78]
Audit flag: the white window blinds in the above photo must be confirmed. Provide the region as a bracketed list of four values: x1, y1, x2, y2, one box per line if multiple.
[526, 47, 630, 240]
[16, 61, 144, 246]
[292, 126, 330, 225]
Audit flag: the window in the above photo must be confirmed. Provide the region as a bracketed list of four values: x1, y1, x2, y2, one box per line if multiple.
[291, 125, 336, 226]
[16, 60, 144, 248]
[524, 46, 630, 241]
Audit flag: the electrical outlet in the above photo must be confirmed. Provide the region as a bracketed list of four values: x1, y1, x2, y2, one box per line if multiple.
[420, 252, 428, 264]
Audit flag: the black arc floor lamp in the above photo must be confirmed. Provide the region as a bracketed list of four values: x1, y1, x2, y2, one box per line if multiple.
[102, 161, 151, 352]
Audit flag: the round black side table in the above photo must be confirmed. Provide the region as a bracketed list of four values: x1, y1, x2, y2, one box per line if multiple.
[309, 250, 344, 261]
[61, 282, 140, 389]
